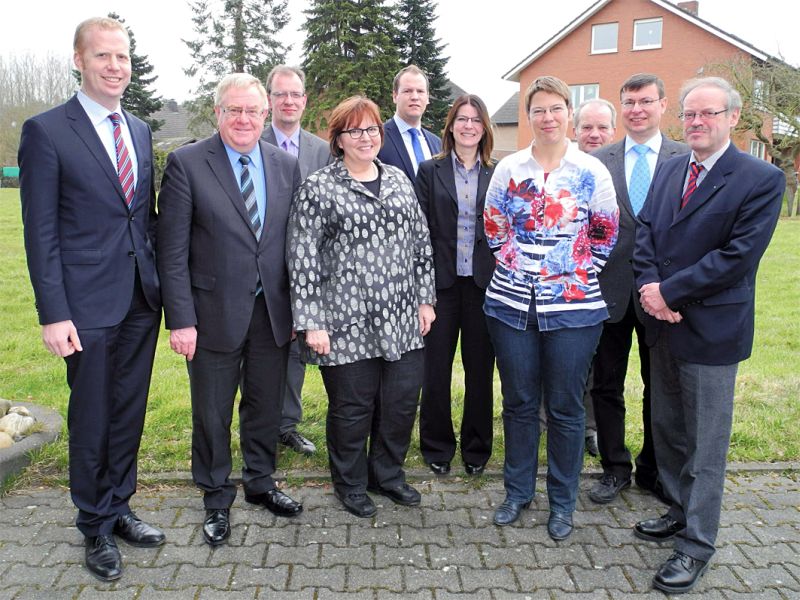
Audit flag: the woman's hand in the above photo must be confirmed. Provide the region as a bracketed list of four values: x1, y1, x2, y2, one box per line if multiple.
[305, 329, 331, 355]
[418, 304, 436, 336]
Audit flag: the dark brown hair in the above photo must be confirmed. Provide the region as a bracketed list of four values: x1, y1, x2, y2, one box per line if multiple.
[436, 94, 494, 166]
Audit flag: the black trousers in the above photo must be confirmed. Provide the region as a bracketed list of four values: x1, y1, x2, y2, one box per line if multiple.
[590, 299, 658, 484]
[188, 296, 288, 509]
[66, 270, 160, 536]
[320, 349, 423, 495]
[419, 277, 495, 465]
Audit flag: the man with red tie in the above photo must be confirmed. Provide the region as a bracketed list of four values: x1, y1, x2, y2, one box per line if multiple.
[19, 17, 163, 582]
[633, 76, 784, 593]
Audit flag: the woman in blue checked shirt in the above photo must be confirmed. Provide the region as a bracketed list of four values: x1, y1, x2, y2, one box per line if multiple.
[484, 76, 618, 539]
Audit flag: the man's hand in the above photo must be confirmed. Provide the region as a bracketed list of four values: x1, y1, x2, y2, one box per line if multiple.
[170, 326, 198, 361]
[306, 329, 331, 355]
[652, 307, 683, 323]
[419, 304, 436, 336]
[42, 320, 82, 357]
[639, 282, 669, 316]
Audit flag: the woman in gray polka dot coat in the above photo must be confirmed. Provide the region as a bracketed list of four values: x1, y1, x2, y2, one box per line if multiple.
[286, 96, 436, 518]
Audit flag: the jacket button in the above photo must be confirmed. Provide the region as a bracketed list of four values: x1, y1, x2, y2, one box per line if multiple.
[128, 251, 135, 257]
[663, 259, 671, 266]
[129, 215, 135, 221]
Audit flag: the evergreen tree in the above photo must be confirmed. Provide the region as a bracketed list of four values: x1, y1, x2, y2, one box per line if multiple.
[394, 0, 450, 134]
[184, 0, 290, 133]
[301, 0, 402, 131]
[73, 13, 164, 131]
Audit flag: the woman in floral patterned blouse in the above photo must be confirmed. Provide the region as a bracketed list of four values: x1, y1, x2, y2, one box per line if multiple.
[286, 96, 436, 519]
[484, 76, 619, 539]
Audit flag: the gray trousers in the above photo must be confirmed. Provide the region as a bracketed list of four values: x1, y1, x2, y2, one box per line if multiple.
[281, 339, 305, 434]
[650, 334, 738, 562]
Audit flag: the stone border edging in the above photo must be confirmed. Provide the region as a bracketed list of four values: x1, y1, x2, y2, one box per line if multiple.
[0, 401, 62, 485]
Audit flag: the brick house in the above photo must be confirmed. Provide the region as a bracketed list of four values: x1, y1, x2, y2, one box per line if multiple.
[497, 0, 781, 163]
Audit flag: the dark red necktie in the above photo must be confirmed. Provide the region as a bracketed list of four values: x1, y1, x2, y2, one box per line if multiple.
[681, 161, 703, 209]
[109, 113, 135, 207]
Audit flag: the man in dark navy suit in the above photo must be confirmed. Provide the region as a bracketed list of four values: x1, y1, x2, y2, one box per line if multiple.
[633, 76, 784, 593]
[19, 17, 163, 582]
[377, 65, 442, 181]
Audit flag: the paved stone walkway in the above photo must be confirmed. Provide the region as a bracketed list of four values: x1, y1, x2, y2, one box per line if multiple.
[0, 471, 798, 598]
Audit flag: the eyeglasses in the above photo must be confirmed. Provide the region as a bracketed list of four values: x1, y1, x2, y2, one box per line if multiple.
[455, 116, 483, 126]
[621, 98, 660, 109]
[221, 106, 264, 119]
[678, 109, 728, 121]
[341, 126, 381, 139]
[270, 91, 305, 100]
[529, 105, 567, 119]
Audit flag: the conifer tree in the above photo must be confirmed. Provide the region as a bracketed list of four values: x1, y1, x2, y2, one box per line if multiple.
[184, 0, 290, 133]
[394, 0, 450, 133]
[301, 0, 402, 131]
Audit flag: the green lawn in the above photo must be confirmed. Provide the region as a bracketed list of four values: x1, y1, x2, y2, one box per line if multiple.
[1, 188, 798, 488]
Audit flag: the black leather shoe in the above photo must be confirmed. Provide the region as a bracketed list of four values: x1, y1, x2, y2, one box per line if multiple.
[547, 511, 574, 540]
[280, 430, 316, 455]
[85, 535, 122, 581]
[367, 482, 421, 506]
[202, 509, 230, 546]
[464, 462, 486, 476]
[335, 490, 377, 518]
[588, 472, 631, 504]
[634, 514, 685, 541]
[585, 433, 599, 457]
[653, 551, 709, 593]
[114, 512, 165, 548]
[493, 498, 531, 526]
[428, 461, 451, 475]
[245, 489, 303, 517]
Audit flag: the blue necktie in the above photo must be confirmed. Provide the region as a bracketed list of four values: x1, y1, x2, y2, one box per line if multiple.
[408, 127, 426, 173]
[628, 144, 651, 216]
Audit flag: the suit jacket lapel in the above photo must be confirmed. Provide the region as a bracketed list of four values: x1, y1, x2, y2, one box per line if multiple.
[386, 121, 415, 180]
[125, 111, 150, 209]
[607, 142, 633, 219]
[435, 156, 458, 207]
[260, 140, 281, 246]
[66, 96, 128, 205]
[206, 134, 254, 235]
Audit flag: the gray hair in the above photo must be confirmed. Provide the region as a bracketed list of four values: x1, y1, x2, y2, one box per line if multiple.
[679, 76, 742, 111]
[573, 98, 617, 129]
[214, 73, 268, 107]
[265, 65, 306, 94]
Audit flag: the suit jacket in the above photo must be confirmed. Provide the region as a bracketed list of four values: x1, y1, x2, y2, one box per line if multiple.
[377, 118, 442, 182]
[592, 136, 687, 323]
[157, 134, 302, 351]
[19, 95, 160, 329]
[633, 144, 784, 365]
[414, 155, 496, 290]
[260, 126, 332, 180]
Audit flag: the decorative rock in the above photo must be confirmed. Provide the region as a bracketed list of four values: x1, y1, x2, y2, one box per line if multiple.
[8, 406, 31, 417]
[0, 431, 13, 449]
[0, 412, 36, 441]
[0, 399, 10, 417]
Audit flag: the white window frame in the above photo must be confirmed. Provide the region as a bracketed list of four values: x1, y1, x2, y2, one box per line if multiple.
[570, 84, 600, 109]
[749, 140, 766, 160]
[633, 18, 663, 50]
[591, 22, 618, 54]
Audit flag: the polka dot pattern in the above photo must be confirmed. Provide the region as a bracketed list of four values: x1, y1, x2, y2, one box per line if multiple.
[287, 159, 436, 365]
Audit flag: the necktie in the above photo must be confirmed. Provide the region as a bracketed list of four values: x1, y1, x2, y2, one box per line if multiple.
[281, 139, 297, 157]
[681, 161, 704, 208]
[109, 113, 134, 207]
[408, 127, 426, 173]
[239, 155, 262, 240]
[628, 144, 651, 216]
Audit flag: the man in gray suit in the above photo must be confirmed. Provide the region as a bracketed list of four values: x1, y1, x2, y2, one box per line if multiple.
[588, 74, 688, 505]
[261, 65, 332, 456]
[158, 73, 303, 546]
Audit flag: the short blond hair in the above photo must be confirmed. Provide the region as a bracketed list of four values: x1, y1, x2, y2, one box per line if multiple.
[214, 73, 268, 107]
[524, 76, 571, 114]
[73, 17, 129, 53]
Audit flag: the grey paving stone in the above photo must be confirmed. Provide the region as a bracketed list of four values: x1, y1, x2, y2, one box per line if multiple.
[152, 542, 212, 566]
[206, 544, 265, 567]
[373, 544, 426, 569]
[158, 525, 197, 546]
[173, 563, 235, 587]
[375, 591, 433, 600]
[296, 524, 348, 547]
[120, 563, 177, 588]
[316, 590, 373, 600]
[264, 543, 320, 568]
[402, 564, 462, 592]
[228, 563, 289, 590]
[747, 524, 800, 544]
[712, 543, 754, 567]
[350, 524, 402, 548]
[245, 523, 300, 546]
[449, 525, 504, 547]
[722, 591, 787, 600]
[460, 565, 518, 592]
[0, 541, 57, 566]
[323, 543, 374, 568]
[481, 544, 536, 568]
[571, 566, 633, 593]
[733, 565, 800, 592]
[348, 565, 403, 591]
[1, 564, 66, 586]
[621, 565, 659, 594]
[537, 545, 593, 569]
[720, 507, 760, 525]
[427, 544, 484, 568]
[137, 586, 201, 599]
[740, 542, 800, 567]
[394, 524, 450, 547]
[422, 508, 471, 527]
[513, 565, 576, 592]
[75, 587, 139, 599]
[491, 591, 556, 600]
[198, 588, 257, 600]
[287, 565, 346, 592]
[255, 591, 323, 600]
[469, 508, 498, 528]
[703, 565, 749, 593]
[585, 544, 645, 569]
[438, 590, 494, 600]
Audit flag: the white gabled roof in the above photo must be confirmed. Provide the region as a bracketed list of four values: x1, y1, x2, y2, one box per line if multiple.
[503, 0, 772, 82]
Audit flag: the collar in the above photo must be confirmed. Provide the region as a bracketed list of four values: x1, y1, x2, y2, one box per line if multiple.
[223, 141, 262, 172]
[624, 132, 662, 156]
[271, 124, 300, 149]
[691, 141, 730, 172]
[77, 90, 123, 127]
[393, 114, 422, 136]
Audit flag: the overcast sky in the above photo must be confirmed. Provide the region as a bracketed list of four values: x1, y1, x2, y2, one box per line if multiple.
[1, 0, 798, 114]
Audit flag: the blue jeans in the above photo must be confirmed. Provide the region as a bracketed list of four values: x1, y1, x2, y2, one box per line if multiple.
[487, 315, 602, 513]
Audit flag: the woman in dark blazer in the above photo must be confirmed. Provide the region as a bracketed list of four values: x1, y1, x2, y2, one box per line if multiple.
[415, 94, 497, 477]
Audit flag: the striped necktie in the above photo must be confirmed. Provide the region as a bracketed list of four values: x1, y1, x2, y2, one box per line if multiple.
[109, 113, 134, 207]
[681, 161, 704, 209]
[239, 155, 262, 240]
